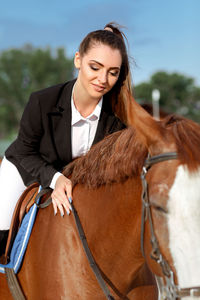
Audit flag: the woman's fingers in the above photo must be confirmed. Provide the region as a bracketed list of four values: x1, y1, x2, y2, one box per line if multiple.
[52, 193, 71, 216]
[65, 181, 72, 202]
[51, 175, 73, 217]
[52, 196, 69, 216]
[52, 198, 58, 215]
[58, 203, 65, 217]
[62, 200, 71, 215]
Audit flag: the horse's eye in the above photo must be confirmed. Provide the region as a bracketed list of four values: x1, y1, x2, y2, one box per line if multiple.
[151, 204, 168, 214]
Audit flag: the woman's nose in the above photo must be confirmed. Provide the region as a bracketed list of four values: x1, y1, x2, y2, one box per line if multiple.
[98, 71, 107, 84]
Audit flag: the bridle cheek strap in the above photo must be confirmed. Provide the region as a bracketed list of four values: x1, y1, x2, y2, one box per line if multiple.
[155, 274, 200, 299]
[140, 152, 200, 299]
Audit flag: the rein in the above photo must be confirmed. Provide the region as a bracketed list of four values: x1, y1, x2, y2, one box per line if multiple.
[141, 151, 200, 299]
[35, 190, 128, 300]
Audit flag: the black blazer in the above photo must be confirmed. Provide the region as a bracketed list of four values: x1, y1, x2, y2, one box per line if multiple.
[6, 79, 126, 188]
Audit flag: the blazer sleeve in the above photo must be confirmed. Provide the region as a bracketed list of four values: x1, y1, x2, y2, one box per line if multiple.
[15, 93, 58, 188]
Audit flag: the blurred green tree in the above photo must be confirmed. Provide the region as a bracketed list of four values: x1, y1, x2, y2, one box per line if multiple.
[0, 45, 74, 138]
[134, 71, 200, 122]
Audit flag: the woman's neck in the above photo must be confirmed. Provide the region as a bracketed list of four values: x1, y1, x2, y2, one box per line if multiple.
[73, 81, 101, 118]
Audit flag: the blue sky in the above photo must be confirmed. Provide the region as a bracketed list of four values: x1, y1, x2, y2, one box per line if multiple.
[0, 0, 199, 86]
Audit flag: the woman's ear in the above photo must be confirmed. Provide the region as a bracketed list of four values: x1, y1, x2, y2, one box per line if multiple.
[74, 51, 81, 69]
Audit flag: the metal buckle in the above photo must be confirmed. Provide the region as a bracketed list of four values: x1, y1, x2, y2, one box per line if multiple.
[190, 288, 199, 297]
[155, 273, 177, 300]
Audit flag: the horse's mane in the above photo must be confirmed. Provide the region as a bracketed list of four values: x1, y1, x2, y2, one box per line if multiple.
[63, 114, 200, 188]
[63, 127, 147, 188]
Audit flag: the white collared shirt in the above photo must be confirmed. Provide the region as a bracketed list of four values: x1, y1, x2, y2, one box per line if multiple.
[71, 94, 102, 159]
[50, 89, 103, 189]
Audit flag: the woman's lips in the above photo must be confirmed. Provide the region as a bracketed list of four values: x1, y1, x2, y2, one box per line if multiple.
[92, 83, 106, 92]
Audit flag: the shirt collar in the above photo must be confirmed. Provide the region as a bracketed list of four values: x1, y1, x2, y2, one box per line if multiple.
[71, 86, 103, 126]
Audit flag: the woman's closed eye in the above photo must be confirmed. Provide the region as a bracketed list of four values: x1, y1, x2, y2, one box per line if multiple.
[90, 65, 99, 71]
[110, 70, 120, 77]
[90, 64, 119, 77]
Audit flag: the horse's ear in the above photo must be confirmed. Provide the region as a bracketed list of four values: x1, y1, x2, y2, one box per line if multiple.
[125, 89, 165, 151]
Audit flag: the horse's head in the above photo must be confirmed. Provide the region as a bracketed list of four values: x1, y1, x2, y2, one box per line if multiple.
[128, 92, 200, 299]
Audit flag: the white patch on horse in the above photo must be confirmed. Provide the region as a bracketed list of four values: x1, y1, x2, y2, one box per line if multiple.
[167, 165, 200, 290]
[158, 183, 169, 194]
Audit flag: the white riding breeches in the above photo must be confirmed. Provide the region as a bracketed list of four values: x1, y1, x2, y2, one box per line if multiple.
[0, 156, 27, 230]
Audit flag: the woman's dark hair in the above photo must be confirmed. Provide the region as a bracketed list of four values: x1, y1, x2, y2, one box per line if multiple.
[78, 22, 133, 125]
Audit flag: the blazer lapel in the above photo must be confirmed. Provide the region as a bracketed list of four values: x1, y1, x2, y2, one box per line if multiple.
[48, 79, 76, 163]
[92, 96, 115, 145]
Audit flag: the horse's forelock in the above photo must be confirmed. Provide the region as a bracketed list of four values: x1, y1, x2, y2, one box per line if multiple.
[163, 114, 200, 171]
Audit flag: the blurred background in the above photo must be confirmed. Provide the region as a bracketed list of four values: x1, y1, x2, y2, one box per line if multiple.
[0, 0, 199, 155]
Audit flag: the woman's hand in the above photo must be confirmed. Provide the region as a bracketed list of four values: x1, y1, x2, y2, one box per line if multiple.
[51, 175, 72, 217]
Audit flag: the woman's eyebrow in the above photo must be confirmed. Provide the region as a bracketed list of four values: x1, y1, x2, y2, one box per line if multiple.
[89, 60, 120, 70]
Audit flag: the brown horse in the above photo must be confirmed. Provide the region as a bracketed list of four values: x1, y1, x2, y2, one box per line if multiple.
[0, 94, 200, 300]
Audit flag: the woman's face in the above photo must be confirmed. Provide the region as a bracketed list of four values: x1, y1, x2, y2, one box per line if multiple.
[74, 43, 122, 100]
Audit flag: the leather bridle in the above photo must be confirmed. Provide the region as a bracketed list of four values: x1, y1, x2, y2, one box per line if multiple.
[141, 152, 200, 299]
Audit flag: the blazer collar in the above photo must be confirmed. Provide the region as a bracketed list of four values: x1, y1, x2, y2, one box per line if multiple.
[58, 78, 77, 113]
[92, 93, 115, 145]
[48, 79, 76, 164]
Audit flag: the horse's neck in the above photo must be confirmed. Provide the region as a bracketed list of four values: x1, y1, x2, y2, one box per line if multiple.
[73, 177, 145, 287]
[20, 178, 146, 298]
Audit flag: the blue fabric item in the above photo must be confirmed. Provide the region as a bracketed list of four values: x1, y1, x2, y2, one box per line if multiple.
[0, 186, 41, 274]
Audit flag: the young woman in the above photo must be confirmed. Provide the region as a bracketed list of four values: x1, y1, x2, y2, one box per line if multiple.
[0, 23, 133, 255]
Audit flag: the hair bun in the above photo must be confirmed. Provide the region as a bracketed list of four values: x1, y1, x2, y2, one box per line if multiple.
[104, 26, 114, 33]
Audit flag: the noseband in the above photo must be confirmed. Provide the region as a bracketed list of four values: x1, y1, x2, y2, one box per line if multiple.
[141, 152, 200, 299]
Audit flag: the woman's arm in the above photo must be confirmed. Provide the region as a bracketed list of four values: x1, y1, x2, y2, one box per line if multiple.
[15, 92, 73, 216]
[15, 92, 58, 188]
